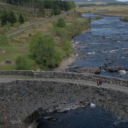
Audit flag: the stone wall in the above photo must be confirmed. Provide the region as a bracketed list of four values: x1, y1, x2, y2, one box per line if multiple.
[0, 70, 127, 87]
[0, 71, 128, 128]
[0, 79, 128, 128]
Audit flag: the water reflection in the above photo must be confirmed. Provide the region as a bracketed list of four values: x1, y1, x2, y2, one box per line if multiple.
[37, 107, 128, 128]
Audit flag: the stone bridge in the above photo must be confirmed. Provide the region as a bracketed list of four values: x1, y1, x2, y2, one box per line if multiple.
[0, 70, 128, 128]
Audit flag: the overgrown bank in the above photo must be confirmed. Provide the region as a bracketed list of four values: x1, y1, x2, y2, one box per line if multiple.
[0, 11, 90, 70]
[16, 13, 90, 70]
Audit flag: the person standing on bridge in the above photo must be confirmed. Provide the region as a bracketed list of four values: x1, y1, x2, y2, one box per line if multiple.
[97, 80, 102, 86]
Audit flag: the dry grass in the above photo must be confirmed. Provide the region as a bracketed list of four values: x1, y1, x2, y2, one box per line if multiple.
[77, 5, 128, 17]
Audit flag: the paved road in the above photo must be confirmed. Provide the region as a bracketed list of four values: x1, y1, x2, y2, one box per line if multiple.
[0, 77, 128, 94]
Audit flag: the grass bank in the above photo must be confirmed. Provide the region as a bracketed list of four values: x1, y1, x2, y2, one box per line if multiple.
[77, 5, 128, 17]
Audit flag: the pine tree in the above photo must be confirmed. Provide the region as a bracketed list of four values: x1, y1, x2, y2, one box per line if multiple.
[18, 14, 24, 24]
[1, 10, 8, 26]
[8, 11, 17, 25]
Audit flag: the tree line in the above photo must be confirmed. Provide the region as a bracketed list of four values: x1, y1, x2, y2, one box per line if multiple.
[2, 0, 75, 12]
[0, 10, 24, 26]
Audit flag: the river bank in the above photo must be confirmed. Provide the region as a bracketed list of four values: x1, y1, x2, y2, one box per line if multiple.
[54, 54, 76, 72]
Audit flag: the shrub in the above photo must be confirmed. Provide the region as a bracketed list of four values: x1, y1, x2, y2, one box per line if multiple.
[30, 33, 63, 69]
[62, 39, 72, 56]
[56, 18, 66, 28]
[15, 56, 29, 70]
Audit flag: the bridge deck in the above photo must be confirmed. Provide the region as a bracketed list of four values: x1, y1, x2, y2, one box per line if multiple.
[0, 77, 128, 94]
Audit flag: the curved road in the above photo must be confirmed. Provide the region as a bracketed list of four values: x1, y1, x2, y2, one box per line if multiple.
[0, 76, 128, 94]
[7, 11, 72, 37]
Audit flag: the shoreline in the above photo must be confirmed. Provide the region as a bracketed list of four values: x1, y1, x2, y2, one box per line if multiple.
[54, 53, 76, 72]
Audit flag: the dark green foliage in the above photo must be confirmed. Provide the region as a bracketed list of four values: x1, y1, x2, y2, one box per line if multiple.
[56, 18, 66, 28]
[0, 10, 17, 26]
[52, 7, 61, 15]
[18, 14, 24, 24]
[30, 33, 63, 69]
[5, 0, 75, 16]
[8, 11, 17, 25]
[15, 56, 29, 70]
[0, 10, 8, 26]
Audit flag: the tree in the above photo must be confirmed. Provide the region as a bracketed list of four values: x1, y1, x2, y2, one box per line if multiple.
[8, 11, 17, 25]
[30, 33, 63, 69]
[56, 18, 66, 28]
[0, 10, 8, 26]
[18, 14, 24, 24]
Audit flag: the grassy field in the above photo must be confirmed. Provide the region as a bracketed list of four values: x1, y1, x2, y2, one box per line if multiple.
[77, 5, 128, 17]
[0, 8, 89, 70]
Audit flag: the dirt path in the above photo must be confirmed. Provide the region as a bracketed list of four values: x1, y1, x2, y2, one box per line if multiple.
[54, 54, 76, 72]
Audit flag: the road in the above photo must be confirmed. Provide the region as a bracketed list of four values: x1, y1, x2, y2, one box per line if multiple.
[6, 11, 73, 37]
[0, 76, 128, 94]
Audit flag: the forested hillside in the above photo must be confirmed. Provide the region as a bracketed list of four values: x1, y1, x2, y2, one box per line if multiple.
[1, 0, 75, 12]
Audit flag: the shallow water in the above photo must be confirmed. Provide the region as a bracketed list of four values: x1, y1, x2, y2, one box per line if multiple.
[71, 13, 128, 79]
[37, 107, 128, 128]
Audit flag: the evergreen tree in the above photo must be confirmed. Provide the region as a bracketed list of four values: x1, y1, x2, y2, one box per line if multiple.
[56, 18, 66, 28]
[1, 10, 8, 26]
[8, 11, 17, 25]
[18, 14, 24, 24]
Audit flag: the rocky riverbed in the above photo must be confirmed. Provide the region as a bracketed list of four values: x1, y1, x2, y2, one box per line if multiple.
[68, 13, 128, 79]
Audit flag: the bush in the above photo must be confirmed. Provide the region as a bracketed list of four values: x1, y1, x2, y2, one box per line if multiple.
[15, 56, 29, 70]
[30, 33, 63, 69]
[62, 39, 72, 56]
[56, 18, 66, 28]
[0, 35, 9, 46]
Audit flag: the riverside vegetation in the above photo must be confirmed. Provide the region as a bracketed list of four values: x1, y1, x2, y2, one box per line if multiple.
[0, 0, 90, 70]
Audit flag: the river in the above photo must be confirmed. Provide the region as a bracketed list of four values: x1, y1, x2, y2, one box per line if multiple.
[69, 13, 128, 79]
[37, 106, 128, 128]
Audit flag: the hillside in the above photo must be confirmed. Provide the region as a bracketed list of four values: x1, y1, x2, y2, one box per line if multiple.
[0, 1, 90, 70]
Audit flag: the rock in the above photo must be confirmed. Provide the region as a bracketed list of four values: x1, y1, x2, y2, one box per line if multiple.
[105, 66, 125, 72]
[43, 116, 53, 120]
[69, 66, 101, 74]
[5, 59, 12, 64]
[90, 103, 96, 108]
[2, 50, 6, 54]
[119, 70, 127, 75]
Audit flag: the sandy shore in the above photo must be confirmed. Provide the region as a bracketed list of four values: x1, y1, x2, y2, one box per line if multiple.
[54, 53, 76, 72]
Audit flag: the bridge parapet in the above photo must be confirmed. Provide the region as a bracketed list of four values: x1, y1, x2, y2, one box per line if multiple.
[0, 70, 127, 87]
[0, 71, 128, 128]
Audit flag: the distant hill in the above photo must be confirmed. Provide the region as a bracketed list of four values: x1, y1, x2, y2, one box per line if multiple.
[65, 0, 128, 3]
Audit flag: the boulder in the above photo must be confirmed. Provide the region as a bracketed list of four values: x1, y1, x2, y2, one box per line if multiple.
[69, 66, 101, 74]
[5, 59, 12, 64]
[105, 66, 125, 72]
